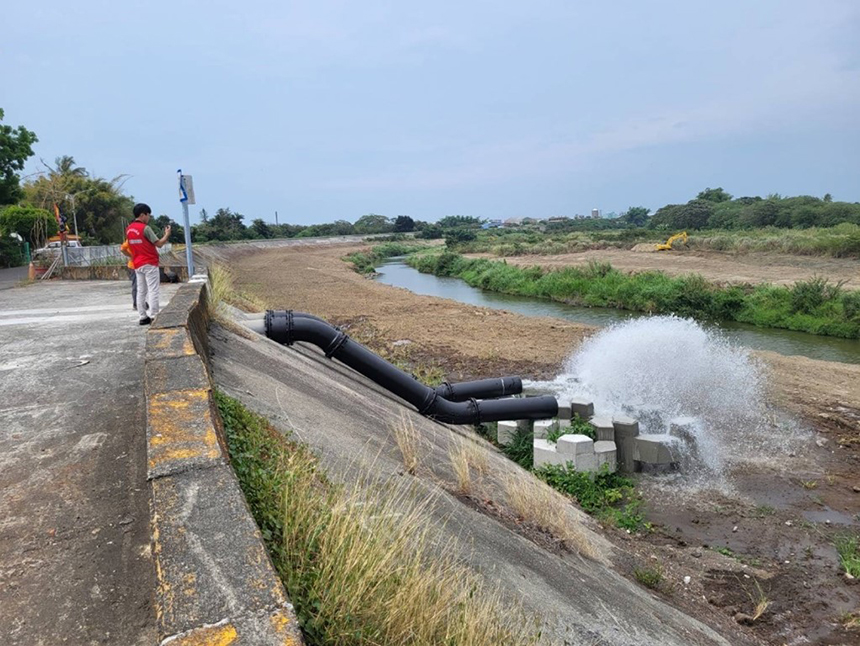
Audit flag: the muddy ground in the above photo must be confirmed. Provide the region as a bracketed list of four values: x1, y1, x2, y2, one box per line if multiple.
[467, 248, 860, 290]
[227, 242, 860, 645]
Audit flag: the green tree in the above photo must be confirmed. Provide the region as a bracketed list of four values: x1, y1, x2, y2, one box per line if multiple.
[437, 215, 482, 229]
[0, 109, 38, 206]
[696, 187, 733, 203]
[393, 215, 415, 232]
[621, 206, 650, 227]
[0, 205, 57, 247]
[250, 218, 273, 239]
[153, 215, 184, 243]
[354, 213, 393, 234]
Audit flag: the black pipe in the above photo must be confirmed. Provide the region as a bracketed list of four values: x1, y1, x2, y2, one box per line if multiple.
[264, 310, 557, 424]
[434, 377, 522, 402]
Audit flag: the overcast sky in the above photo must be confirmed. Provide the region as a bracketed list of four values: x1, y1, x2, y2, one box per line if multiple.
[3, 0, 859, 225]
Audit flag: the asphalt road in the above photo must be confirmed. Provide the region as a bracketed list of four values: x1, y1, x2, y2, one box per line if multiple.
[0, 279, 177, 645]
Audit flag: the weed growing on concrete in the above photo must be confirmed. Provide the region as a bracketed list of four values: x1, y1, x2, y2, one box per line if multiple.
[534, 464, 644, 532]
[503, 474, 600, 560]
[501, 425, 534, 470]
[633, 565, 664, 590]
[548, 415, 596, 443]
[392, 414, 420, 475]
[450, 440, 473, 495]
[216, 390, 542, 646]
[841, 609, 860, 629]
[800, 479, 818, 490]
[835, 534, 860, 578]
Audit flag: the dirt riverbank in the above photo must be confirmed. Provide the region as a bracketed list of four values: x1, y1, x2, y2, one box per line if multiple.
[227, 241, 860, 645]
[467, 248, 860, 289]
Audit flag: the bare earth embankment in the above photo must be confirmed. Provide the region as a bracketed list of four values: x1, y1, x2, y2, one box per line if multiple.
[226, 242, 860, 645]
[467, 248, 860, 289]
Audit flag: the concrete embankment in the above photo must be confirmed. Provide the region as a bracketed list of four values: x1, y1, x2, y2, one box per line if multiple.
[143, 282, 303, 645]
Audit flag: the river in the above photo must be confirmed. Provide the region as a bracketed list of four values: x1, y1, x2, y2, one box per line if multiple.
[374, 259, 860, 365]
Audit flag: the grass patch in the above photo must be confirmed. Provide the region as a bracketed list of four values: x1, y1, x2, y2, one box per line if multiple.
[215, 390, 542, 646]
[392, 414, 420, 475]
[500, 425, 534, 470]
[547, 415, 595, 443]
[534, 464, 644, 531]
[344, 241, 429, 274]
[408, 252, 860, 339]
[633, 565, 664, 590]
[835, 534, 860, 578]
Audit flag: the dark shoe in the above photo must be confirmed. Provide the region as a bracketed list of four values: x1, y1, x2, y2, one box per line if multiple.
[139, 317, 152, 326]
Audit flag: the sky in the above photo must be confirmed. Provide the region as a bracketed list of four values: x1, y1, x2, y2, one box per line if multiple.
[2, 0, 859, 225]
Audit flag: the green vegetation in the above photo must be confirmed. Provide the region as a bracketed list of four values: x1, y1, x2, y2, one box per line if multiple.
[408, 252, 860, 338]
[835, 534, 860, 578]
[344, 241, 428, 274]
[633, 566, 664, 590]
[0, 108, 38, 206]
[216, 390, 540, 646]
[534, 464, 644, 531]
[500, 425, 535, 470]
[547, 415, 596, 443]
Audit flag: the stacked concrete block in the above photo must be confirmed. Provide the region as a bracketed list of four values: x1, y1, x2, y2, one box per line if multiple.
[594, 441, 617, 472]
[533, 418, 558, 440]
[557, 434, 597, 472]
[570, 398, 594, 420]
[588, 416, 615, 442]
[612, 416, 640, 473]
[556, 400, 572, 422]
[533, 439, 566, 468]
[633, 435, 679, 465]
[633, 404, 665, 433]
[517, 419, 534, 434]
[496, 420, 518, 446]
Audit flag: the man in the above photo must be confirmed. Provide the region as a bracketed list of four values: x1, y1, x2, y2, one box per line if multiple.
[126, 203, 170, 325]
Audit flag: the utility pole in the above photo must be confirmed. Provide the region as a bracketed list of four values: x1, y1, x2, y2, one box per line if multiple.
[177, 169, 196, 277]
[275, 210, 279, 225]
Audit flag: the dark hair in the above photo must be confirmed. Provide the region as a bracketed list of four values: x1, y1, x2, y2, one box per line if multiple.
[133, 203, 152, 218]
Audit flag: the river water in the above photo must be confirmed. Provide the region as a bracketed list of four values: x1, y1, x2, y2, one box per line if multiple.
[374, 259, 860, 365]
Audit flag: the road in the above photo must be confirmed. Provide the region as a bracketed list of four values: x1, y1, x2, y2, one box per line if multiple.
[0, 280, 177, 645]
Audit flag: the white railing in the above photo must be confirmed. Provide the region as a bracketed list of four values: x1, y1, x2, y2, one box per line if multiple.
[39, 243, 174, 267]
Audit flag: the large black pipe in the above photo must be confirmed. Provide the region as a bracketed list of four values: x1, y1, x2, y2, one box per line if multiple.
[286, 315, 524, 402]
[434, 377, 522, 402]
[264, 310, 557, 424]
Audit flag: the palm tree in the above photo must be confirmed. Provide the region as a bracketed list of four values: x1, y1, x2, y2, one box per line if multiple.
[50, 155, 88, 179]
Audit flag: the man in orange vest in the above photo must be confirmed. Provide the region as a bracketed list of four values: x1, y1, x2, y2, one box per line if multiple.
[126, 203, 171, 325]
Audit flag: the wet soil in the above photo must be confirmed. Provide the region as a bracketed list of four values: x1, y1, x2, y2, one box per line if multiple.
[227, 241, 860, 645]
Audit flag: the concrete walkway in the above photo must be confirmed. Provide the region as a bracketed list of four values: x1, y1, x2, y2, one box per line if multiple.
[0, 280, 177, 645]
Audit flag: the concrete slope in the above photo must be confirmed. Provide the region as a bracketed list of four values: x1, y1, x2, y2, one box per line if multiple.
[210, 325, 735, 646]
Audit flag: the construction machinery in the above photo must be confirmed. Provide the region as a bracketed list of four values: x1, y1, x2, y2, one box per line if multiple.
[655, 231, 688, 251]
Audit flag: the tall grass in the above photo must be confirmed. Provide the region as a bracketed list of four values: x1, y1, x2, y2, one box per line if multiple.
[408, 252, 860, 339]
[216, 391, 542, 646]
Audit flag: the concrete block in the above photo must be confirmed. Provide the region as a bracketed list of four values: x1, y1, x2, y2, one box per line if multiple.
[634, 404, 665, 433]
[497, 420, 518, 446]
[516, 419, 534, 434]
[594, 440, 617, 472]
[151, 465, 294, 639]
[556, 434, 594, 456]
[145, 327, 197, 360]
[613, 416, 640, 473]
[589, 415, 615, 442]
[533, 439, 566, 468]
[572, 451, 598, 473]
[634, 434, 680, 465]
[570, 398, 594, 420]
[557, 401, 572, 421]
[533, 418, 558, 439]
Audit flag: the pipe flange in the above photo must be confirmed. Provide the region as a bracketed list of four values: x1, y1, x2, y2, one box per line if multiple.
[324, 330, 349, 358]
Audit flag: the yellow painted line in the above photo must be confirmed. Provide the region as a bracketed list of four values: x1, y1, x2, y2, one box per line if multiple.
[162, 622, 238, 645]
[148, 389, 223, 471]
[148, 328, 196, 356]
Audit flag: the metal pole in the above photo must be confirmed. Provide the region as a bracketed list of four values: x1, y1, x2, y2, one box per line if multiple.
[70, 194, 79, 240]
[182, 201, 194, 277]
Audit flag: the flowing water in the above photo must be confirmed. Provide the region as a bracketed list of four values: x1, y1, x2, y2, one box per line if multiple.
[374, 259, 860, 365]
[375, 261, 819, 484]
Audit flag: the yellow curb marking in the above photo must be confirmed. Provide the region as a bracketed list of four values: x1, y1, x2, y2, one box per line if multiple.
[148, 328, 196, 356]
[165, 622, 238, 645]
[148, 390, 222, 471]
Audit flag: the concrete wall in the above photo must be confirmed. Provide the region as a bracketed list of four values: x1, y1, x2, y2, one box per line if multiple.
[60, 264, 189, 281]
[144, 283, 303, 645]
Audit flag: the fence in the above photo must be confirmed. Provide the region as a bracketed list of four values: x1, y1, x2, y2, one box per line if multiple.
[38, 243, 174, 267]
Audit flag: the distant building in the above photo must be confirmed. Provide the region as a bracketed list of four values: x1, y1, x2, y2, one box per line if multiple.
[591, 208, 601, 219]
[481, 219, 503, 230]
[503, 217, 523, 227]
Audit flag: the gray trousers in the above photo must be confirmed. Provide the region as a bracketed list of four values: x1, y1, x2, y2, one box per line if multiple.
[127, 268, 137, 307]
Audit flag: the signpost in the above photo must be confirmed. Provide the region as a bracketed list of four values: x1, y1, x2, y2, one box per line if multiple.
[177, 170, 195, 277]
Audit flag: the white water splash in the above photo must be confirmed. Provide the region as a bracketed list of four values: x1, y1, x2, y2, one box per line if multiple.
[528, 316, 809, 485]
